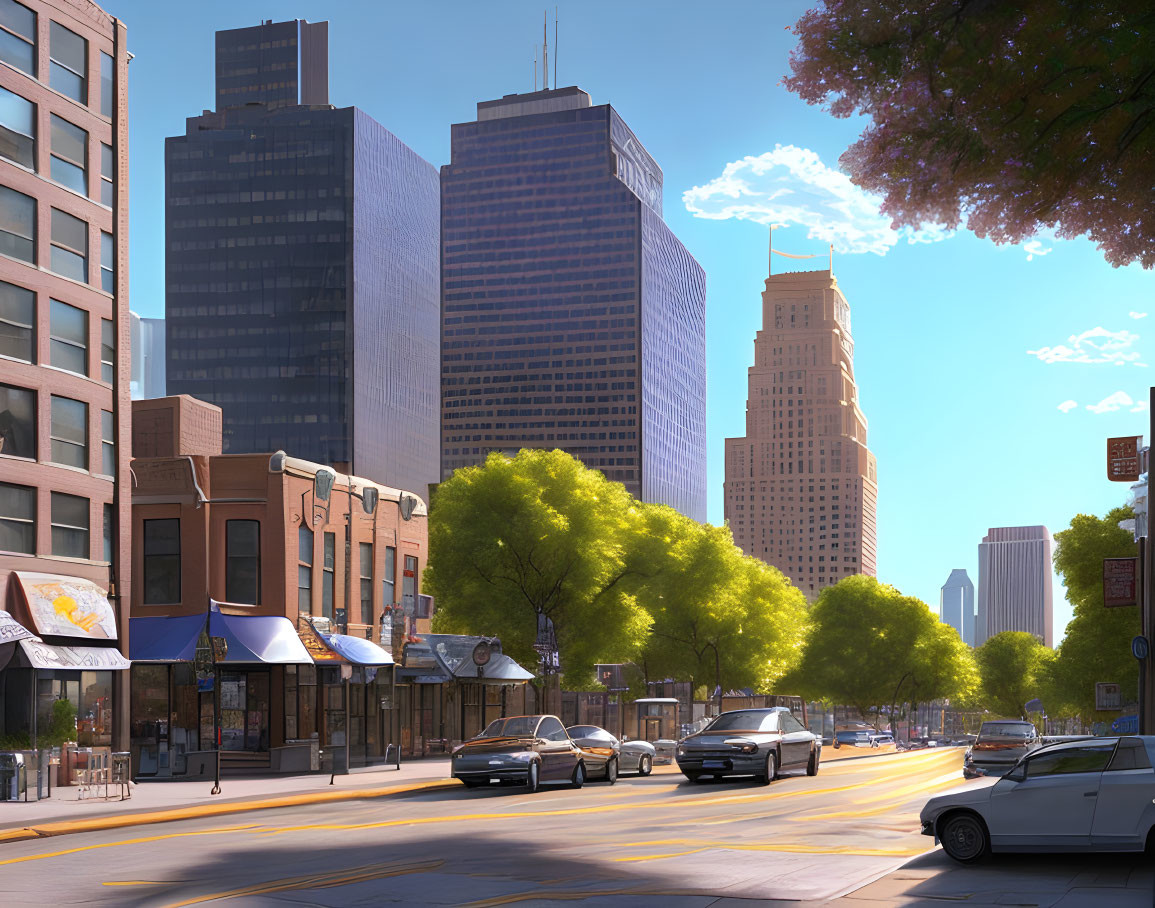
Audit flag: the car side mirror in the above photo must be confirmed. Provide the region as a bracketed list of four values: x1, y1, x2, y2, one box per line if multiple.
[1004, 765, 1026, 782]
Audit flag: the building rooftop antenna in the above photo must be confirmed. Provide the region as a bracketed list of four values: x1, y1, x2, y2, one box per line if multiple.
[542, 10, 549, 90]
[554, 6, 558, 89]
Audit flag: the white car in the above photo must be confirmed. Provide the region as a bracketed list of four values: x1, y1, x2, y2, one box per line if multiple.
[921, 736, 1155, 862]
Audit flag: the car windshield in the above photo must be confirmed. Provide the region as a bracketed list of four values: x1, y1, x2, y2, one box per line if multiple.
[978, 723, 1034, 739]
[837, 731, 869, 742]
[567, 726, 600, 737]
[478, 717, 540, 738]
[705, 710, 777, 732]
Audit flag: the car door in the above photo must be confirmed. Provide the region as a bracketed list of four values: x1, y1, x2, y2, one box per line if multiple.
[984, 743, 1114, 848]
[1092, 738, 1155, 848]
[536, 717, 577, 780]
[778, 711, 811, 766]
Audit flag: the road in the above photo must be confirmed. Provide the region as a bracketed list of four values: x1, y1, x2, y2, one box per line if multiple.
[0, 747, 976, 906]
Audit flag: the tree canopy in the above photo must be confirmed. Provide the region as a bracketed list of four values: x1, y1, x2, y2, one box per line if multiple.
[785, 1, 1155, 268]
[975, 631, 1053, 719]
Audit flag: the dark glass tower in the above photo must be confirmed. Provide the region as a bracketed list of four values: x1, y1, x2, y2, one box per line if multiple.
[165, 20, 439, 496]
[441, 88, 707, 520]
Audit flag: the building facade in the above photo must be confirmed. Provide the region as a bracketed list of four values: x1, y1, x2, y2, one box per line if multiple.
[977, 525, 1053, 648]
[440, 87, 707, 520]
[164, 19, 440, 497]
[940, 568, 975, 646]
[129, 310, 164, 399]
[723, 260, 877, 598]
[0, 0, 131, 754]
[127, 395, 431, 774]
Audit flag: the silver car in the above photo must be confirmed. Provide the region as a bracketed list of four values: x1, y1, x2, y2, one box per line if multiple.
[567, 725, 656, 776]
[922, 736, 1155, 862]
[676, 707, 820, 783]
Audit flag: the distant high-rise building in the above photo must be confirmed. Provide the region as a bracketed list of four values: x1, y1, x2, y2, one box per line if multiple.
[165, 19, 439, 495]
[723, 250, 877, 598]
[440, 86, 707, 520]
[130, 312, 165, 400]
[977, 526, 1054, 647]
[940, 569, 976, 646]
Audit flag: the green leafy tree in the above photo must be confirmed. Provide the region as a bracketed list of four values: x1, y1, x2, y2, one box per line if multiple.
[785, 1, 1155, 268]
[907, 620, 980, 723]
[425, 449, 653, 685]
[1044, 506, 1139, 720]
[975, 631, 1054, 719]
[640, 514, 807, 696]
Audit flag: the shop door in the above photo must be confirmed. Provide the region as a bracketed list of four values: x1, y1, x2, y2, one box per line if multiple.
[220, 670, 271, 752]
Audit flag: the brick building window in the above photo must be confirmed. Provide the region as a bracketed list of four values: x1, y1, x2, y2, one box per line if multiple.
[143, 517, 180, 604]
[225, 519, 260, 604]
[382, 545, 395, 605]
[0, 0, 35, 76]
[100, 51, 113, 118]
[297, 524, 312, 614]
[100, 143, 113, 206]
[359, 542, 372, 624]
[100, 318, 113, 382]
[102, 502, 112, 562]
[49, 298, 87, 374]
[0, 280, 34, 362]
[50, 208, 87, 282]
[321, 531, 334, 620]
[49, 114, 87, 195]
[51, 491, 88, 558]
[0, 480, 34, 553]
[49, 21, 86, 103]
[0, 85, 35, 169]
[100, 409, 113, 474]
[0, 185, 35, 263]
[100, 232, 113, 292]
[0, 382, 35, 458]
[49, 394, 86, 468]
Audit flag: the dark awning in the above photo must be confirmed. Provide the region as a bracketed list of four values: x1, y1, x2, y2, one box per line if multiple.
[208, 606, 312, 664]
[129, 614, 206, 662]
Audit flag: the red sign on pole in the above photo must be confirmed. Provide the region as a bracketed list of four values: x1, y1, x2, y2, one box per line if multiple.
[1108, 436, 1142, 482]
[1104, 557, 1139, 607]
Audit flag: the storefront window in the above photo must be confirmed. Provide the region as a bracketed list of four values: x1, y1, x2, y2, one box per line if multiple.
[130, 664, 168, 775]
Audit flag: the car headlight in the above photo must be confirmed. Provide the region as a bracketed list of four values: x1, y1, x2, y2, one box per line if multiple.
[509, 752, 535, 762]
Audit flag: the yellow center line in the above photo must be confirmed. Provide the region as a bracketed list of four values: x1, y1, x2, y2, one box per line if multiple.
[0, 824, 265, 867]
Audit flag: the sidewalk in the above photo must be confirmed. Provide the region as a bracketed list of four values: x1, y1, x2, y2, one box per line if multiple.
[0, 758, 457, 844]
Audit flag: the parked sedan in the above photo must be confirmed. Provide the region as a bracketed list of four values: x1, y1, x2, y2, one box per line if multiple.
[451, 715, 585, 792]
[963, 719, 1040, 778]
[676, 707, 820, 784]
[567, 725, 656, 777]
[921, 736, 1155, 862]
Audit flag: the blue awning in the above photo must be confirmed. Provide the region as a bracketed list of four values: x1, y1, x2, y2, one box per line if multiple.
[209, 606, 312, 664]
[129, 614, 207, 662]
[323, 633, 394, 666]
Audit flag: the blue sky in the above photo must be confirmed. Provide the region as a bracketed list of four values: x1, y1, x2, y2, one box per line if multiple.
[111, 0, 1152, 640]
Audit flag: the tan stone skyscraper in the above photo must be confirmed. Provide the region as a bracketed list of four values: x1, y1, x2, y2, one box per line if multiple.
[724, 245, 877, 598]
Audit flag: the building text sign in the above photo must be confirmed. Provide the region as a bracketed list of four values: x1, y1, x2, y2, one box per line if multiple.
[1095, 682, 1122, 711]
[1108, 436, 1142, 482]
[1104, 557, 1139, 608]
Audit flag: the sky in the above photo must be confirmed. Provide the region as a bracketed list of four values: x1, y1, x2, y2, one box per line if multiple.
[109, 0, 1153, 641]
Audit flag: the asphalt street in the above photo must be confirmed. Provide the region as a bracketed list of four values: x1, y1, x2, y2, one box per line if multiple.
[0, 747, 1115, 907]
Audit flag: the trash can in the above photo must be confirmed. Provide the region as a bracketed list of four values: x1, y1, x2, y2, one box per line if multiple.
[0, 753, 26, 801]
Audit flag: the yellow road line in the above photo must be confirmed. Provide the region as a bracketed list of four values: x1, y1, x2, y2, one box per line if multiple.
[604, 837, 924, 858]
[0, 824, 264, 867]
[797, 776, 969, 821]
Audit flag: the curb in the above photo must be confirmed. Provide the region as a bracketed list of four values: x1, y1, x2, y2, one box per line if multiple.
[0, 776, 461, 846]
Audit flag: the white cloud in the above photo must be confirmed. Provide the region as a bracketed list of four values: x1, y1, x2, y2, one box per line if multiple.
[681, 145, 953, 256]
[1057, 400, 1078, 413]
[1131, 311, 1148, 319]
[1086, 391, 1148, 414]
[1027, 327, 1145, 367]
[1022, 238, 1052, 261]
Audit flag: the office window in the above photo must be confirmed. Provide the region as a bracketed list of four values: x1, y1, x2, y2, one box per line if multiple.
[382, 545, 395, 604]
[359, 542, 372, 624]
[0, 85, 34, 169]
[0, 382, 35, 458]
[100, 51, 113, 118]
[225, 519, 260, 604]
[50, 298, 87, 374]
[143, 518, 180, 603]
[102, 501, 112, 563]
[100, 232, 113, 293]
[49, 22, 86, 103]
[402, 555, 417, 607]
[50, 208, 87, 282]
[100, 318, 113, 382]
[0, 185, 35, 263]
[100, 409, 113, 475]
[0, 0, 35, 76]
[100, 143, 113, 206]
[0, 480, 34, 553]
[50, 491, 88, 558]
[50, 114, 87, 195]
[0, 280, 33, 362]
[297, 524, 313, 614]
[321, 532, 334, 620]
[49, 394, 86, 468]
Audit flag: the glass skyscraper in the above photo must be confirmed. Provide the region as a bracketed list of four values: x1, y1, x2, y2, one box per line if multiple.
[441, 87, 707, 520]
[165, 20, 439, 496]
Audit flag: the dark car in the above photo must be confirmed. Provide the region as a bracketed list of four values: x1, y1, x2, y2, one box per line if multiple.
[676, 707, 820, 784]
[451, 715, 585, 791]
[964, 720, 1040, 779]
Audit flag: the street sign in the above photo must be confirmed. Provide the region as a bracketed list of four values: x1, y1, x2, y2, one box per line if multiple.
[1134, 636, 1150, 661]
[1095, 682, 1123, 711]
[1108, 436, 1143, 482]
[1104, 557, 1139, 607]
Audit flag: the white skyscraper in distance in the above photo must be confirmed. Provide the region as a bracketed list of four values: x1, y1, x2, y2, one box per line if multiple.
[977, 526, 1054, 648]
[940, 569, 975, 646]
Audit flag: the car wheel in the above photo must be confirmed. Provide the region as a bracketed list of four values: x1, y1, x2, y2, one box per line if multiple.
[806, 748, 819, 776]
[758, 751, 777, 785]
[682, 770, 701, 783]
[571, 761, 585, 789]
[638, 755, 653, 776]
[940, 812, 990, 864]
[526, 761, 540, 793]
[605, 758, 618, 785]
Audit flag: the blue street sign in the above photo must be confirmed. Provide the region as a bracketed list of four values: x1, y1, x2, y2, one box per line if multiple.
[1113, 714, 1139, 734]
[1133, 635, 1150, 661]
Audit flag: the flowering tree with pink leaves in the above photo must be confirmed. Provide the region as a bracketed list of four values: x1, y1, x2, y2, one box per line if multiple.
[784, 1, 1155, 268]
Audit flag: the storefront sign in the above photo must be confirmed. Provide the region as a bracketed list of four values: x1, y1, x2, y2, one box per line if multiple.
[1104, 557, 1139, 608]
[15, 572, 117, 640]
[1108, 436, 1143, 482]
[1095, 682, 1122, 711]
[0, 610, 37, 644]
[18, 639, 130, 670]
